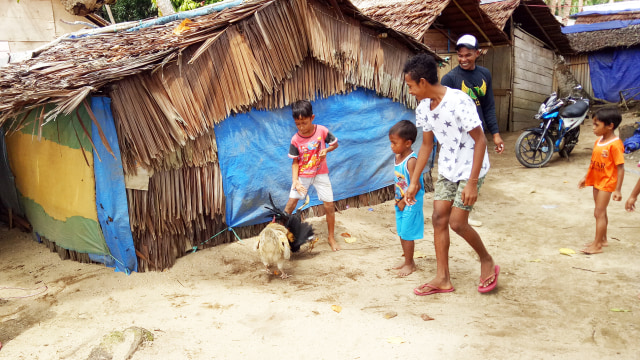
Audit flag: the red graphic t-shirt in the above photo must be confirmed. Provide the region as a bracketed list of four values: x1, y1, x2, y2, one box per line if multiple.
[288, 125, 337, 178]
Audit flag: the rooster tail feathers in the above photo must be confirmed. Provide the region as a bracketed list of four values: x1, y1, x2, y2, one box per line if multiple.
[265, 193, 289, 221]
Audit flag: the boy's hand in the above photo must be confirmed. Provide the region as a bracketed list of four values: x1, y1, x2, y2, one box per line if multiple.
[396, 199, 406, 212]
[493, 133, 505, 154]
[294, 180, 307, 195]
[626, 196, 637, 212]
[578, 177, 586, 189]
[461, 182, 478, 206]
[612, 191, 622, 202]
[319, 149, 328, 160]
[405, 183, 418, 205]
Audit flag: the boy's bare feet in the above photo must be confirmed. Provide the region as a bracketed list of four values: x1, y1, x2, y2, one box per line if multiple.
[580, 244, 603, 254]
[397, 262, 416, 277]
[393, 259, 405, 269]
[328, 237, 340, 251]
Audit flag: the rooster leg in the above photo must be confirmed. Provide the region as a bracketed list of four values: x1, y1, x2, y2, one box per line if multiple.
[263, 264, 271, 273]
[277, 261, 289, 279]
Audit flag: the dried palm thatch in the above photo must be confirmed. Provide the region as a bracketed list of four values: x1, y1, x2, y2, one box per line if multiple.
[567, 24, 640, 53]
[480, 0, 520, 30]
[0, 0, 435, 128]
[351, 0, 448, 40]
[1, 0, 439, 271]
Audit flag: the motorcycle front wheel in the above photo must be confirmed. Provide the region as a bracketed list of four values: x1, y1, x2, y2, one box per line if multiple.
[515, 130, 554, 168]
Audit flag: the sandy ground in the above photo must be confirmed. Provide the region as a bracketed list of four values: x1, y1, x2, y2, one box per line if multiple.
[1, 112, 640, 360]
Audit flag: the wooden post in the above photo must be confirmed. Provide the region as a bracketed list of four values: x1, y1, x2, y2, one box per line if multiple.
[522, 3, 560, 53]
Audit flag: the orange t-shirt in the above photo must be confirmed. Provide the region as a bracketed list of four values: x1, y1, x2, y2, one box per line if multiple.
[585, 136, 625, 192]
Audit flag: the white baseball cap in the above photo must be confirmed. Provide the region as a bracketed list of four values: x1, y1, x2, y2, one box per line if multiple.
[456, 34, 479, 50]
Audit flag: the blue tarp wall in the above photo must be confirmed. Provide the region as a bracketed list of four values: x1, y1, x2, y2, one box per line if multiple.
[215, 88, 429, 228]
[588, 47, 640, 102]
[91, 97, 138, 273]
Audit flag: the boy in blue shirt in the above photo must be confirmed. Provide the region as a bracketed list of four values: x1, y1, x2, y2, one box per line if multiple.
[389, 120, 424, 276]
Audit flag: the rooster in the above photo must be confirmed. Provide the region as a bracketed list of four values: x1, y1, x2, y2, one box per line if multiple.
[254, 222, 291, 279]
[264, 193, 316, 252]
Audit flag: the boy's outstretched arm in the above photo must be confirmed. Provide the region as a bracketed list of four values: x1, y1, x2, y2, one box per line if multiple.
[405, 131, 434, 205]
[461, 126, 486, 206]
[625, 177, 640, 211]
[613, 163, 624, 201]
[291, 158, 306, 195]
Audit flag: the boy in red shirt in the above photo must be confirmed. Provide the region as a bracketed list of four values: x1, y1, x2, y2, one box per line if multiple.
[579, 107, 624, 254]
[285, 100, 340, 251]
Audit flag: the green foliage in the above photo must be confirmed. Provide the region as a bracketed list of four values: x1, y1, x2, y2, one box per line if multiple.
[172, 0, 224, 12]
[99, 0, 157, 23]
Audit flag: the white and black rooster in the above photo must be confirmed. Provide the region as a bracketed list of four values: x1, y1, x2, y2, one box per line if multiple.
[254, 194, 317, 279]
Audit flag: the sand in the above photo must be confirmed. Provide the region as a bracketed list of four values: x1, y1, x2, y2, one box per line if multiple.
[1, 112, 639, 360]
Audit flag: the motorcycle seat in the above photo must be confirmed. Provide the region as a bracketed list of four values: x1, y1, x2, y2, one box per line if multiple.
[561, 100, 589, 118]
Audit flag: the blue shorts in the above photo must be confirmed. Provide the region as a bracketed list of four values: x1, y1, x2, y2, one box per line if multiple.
[395, 204, 424, 241]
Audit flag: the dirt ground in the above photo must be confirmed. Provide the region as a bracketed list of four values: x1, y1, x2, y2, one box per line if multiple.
[1, 111, 640, 360]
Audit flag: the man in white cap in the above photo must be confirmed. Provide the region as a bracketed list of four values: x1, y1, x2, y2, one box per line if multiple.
[441, 34, 504, 227]
[441, 34, 505, 155]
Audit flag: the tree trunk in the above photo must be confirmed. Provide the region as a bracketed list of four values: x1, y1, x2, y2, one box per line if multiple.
[156, 0, 176, 16]
[549, 0, 559, 17]
[59, 0, 115, 16]
[577, 0, 584, 14]
[561, 0, 572, 22]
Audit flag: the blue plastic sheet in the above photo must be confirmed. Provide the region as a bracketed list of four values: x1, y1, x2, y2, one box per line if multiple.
[589, 48, 640, 102]
[91, 97, 138, 273]
[215, 88, 429, 228]
[562, 19, 640, 33]
[0, 130, 23, 215]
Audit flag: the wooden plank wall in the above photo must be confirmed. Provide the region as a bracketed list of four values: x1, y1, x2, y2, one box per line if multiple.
[437, 45, 512, 133]
[561, 54, 593, 98]
[511, 27, 554, 131]
[482, 45, 512, 132]
[0, 0, 86, 52]
[423, 29, 456, 54]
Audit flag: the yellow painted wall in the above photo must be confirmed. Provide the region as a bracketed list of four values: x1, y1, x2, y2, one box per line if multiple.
[5, 132, 98, 222]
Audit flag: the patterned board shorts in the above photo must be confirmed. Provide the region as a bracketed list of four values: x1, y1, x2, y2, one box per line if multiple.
[434, 174, 485, 211]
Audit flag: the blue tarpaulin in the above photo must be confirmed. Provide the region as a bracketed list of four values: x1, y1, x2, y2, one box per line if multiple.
[91, 97, 138, 273]
[562, 19, 640, 33]
[589, 47, 640, 102]
[215, 88, 427, 228]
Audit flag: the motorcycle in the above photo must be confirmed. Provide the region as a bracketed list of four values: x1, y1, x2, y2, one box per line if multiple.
[515, 85, 590, 168]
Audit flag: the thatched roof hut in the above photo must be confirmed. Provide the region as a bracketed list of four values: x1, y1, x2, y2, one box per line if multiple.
[0, 0, 437, 271]
[480, 0, 572, 54]
[560, 1, 640, 104]
[352, 0, 509, 50]
[566, 24, 640, 53]
[565, 1, 640, 53]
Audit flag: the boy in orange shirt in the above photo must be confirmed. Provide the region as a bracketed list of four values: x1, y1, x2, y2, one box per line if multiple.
[578, 107, 624, 254]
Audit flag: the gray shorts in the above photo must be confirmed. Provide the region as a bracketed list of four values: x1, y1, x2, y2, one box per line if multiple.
[434, 174, 485, 211]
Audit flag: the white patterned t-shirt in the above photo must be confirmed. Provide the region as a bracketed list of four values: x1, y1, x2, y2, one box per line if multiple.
[415, 87, 490, 182]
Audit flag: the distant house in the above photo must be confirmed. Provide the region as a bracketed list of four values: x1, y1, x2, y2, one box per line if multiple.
[0, 0, 107, 64]
[563, 1, 640, 104]
[480, 0, 572, 130]
[354, 0, 572, 131]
